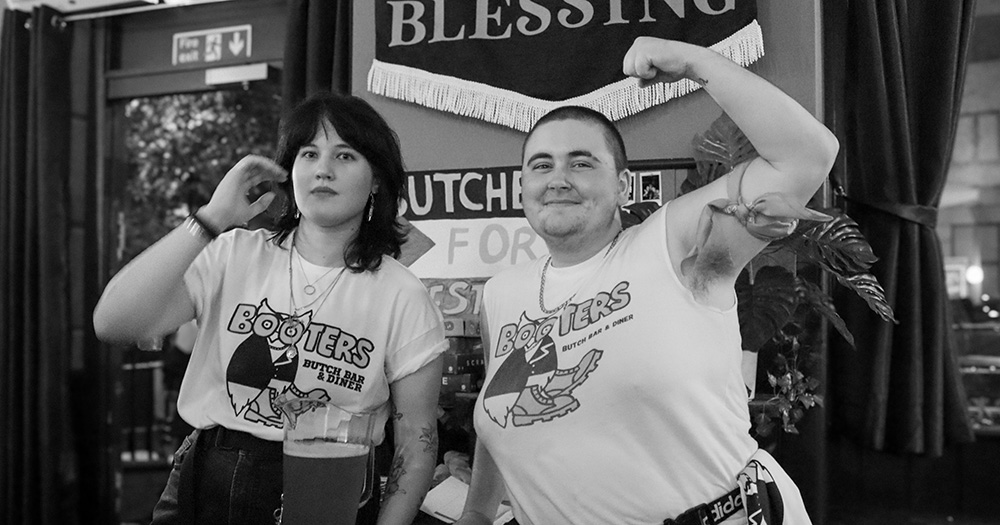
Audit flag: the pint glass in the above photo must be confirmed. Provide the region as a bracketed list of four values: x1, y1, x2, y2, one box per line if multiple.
[277, 397, 376, 525]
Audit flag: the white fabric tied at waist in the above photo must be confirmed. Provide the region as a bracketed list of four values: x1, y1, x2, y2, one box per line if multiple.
[736, 448, 812, 525]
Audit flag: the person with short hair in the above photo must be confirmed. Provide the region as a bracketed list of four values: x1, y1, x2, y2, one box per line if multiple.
[94, 92, 447, 525]
[457, 37, 838, 525]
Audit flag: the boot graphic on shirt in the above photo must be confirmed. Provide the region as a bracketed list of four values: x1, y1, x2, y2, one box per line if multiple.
[483, 330, 603, 428]
[226, 299, 310, 428]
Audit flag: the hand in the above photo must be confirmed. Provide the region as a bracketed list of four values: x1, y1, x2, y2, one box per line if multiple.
[622, 37, 704, 88]
[198, 155, 287, 231]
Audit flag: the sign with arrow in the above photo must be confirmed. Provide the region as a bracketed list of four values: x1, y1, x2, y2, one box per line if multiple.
[172, 25, 253, 66]
[400, 166, 549, 279]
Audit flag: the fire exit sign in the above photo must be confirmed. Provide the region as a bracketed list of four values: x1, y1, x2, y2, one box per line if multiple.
[172, 25, 252, 66]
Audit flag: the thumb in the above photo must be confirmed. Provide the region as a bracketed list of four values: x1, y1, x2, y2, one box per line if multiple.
[248, 191, 277, 217]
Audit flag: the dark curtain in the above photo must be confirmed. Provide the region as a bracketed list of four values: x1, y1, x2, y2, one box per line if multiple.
[828, 1, 977, 456]
[0, 6, 78, 524]
[282, 0, 351, 115]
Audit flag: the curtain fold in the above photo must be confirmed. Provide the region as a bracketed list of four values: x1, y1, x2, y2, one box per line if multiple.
[0, 6, 78, 523]
[281, 0, 351, 115]
[829, 0, 977, 456]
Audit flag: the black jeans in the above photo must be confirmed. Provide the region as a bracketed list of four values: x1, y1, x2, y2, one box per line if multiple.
[151, 428, 381, 524]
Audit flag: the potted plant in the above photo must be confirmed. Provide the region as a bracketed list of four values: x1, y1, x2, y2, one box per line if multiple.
[624, 114, 896, 437]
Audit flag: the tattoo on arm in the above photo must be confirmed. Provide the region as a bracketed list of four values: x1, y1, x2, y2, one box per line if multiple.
[418, 424, 439, 454]
[391, 404, 403, 422]
[384, 455, 407, 499]
[695, 77, 709, 87]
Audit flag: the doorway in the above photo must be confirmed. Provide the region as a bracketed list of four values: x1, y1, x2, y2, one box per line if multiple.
[107, 83, 282, 524]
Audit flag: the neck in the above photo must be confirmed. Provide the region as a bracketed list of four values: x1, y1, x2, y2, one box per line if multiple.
[545, 223, 621, 268]
[294, 220, 358, 267]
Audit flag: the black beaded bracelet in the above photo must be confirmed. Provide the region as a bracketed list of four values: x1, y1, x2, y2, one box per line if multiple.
[185, 212, 219, 241]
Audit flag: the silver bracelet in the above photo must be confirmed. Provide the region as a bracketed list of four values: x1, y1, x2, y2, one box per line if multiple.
[184, 214, 216, 242]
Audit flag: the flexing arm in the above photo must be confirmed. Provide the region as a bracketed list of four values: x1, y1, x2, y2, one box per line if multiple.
[93, 155, 285, 343]
[379, 356, 443, 525]
[455, 309, 507, 525]
[623, 38, 839, 286]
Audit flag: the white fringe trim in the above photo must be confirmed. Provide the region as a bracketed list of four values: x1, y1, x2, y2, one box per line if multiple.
[368, 20, 765, 132]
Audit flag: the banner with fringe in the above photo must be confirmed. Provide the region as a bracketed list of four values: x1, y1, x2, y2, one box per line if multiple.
[368, 1, 763, 132]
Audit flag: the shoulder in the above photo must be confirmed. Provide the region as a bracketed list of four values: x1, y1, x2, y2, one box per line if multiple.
[369, 256, 432, 296]
[484, 257, 544, 295]
[194, 228, 279, 267]
[215, 227, 278, 251]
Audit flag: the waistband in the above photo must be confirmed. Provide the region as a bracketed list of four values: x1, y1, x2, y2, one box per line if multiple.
[663, 486, 743, 525]
[199, 425, 283, 459]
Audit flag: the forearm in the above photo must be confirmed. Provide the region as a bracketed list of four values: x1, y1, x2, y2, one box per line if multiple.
[458, 440, 506, 524]
[92, 216, 209, 343]
[377, 435, 437, 525]
[685, 44, 838, 177]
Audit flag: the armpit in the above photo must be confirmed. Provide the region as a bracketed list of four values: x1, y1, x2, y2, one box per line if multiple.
[681, 162, 831, 279]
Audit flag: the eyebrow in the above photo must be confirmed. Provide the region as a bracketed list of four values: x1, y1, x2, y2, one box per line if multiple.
[525, 152, 553, 165]
[568, 150, 600, 162]
[301, 140, 354, 150]
[525, 150, 601, 165]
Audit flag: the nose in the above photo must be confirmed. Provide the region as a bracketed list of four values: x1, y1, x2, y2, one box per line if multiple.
[546, 164, 571, 190]
[314, 158, 334, 180]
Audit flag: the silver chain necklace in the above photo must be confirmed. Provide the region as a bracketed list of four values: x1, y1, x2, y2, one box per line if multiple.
[538, 231, 621, 315]
[286, 233, 347, 357]
[294, 247, 339, 296]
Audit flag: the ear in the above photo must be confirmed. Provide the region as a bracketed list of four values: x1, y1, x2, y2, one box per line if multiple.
[616, 169, 632, 205]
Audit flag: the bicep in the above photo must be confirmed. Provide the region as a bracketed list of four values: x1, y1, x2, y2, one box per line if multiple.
[152, 284, 198, 337]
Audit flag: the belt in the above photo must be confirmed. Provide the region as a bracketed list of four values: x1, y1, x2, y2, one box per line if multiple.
[663, 486, 743, 525]
[200, 425, 283, 459]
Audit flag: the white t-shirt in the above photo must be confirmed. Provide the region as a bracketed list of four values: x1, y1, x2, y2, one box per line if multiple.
[177, 228, 447, 444]
[475, 204, 763, 525]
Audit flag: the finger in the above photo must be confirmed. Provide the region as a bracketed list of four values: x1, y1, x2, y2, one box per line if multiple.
[622, 42, 638, 76]
[247, 191, 277, 217]
[633, 55, 657, 80]
[242, 158, 288, 187]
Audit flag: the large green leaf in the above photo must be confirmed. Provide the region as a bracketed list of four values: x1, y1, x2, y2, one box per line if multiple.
[797, 279, 854, 347]
[776, 210, 878, 275]
[621, 201, 661, 229]
[683, 113, 758, 195]
[832, 273, 898, 324]
[736, 266, 799, 352]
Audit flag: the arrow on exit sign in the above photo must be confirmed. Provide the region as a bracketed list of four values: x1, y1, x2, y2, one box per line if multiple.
[172, 24, 253, 66]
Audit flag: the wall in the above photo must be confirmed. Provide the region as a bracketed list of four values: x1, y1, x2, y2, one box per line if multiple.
[353, 1, 823, 172]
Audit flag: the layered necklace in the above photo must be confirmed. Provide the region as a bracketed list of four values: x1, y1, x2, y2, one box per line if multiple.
[286, 233, 347, 357]
[538, 230, 621, 315]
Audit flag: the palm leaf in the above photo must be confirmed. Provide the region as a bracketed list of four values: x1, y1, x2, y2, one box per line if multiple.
[683, 113, 758, 195]
[736, 266, 799, 352]
[797, 279, 854, 346]
[832, 273, 898, 324]
[621, 201, 661, 229]
[776, 210, 878, 275]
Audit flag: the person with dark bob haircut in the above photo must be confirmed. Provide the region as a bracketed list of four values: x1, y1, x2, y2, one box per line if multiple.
[94, 92, 447, 525]
[270, 93, 408, 272]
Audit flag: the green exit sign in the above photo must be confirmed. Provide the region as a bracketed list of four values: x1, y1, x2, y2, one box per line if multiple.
[172, 24, 252, 66]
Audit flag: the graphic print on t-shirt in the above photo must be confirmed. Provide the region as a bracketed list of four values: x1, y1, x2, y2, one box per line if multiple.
[225, 298, 375, 428]
[483, 281, 632, 428]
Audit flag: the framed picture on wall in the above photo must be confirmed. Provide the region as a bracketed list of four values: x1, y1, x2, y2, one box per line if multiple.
[627, 158, 697, 205]
[637, 171, 662, 204]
